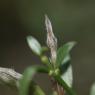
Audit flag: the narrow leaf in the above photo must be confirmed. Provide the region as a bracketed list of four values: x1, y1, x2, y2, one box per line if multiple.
[54, 75, 76, 95]
[90, 83, 95, 95]
[56, 41, 76, 66]
[27, 36, 42, 55]
[29, 82, 45, 95]
[19, 66, 48, 95]
[62, 54, 71, 65]
[61, 65, 73, 87]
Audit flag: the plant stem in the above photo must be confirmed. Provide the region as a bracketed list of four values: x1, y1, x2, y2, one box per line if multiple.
[45, 15, 64, 95]
[54, 75, 76, 95]
[56, 83, 64, 95]
[50, 76, 64, 95]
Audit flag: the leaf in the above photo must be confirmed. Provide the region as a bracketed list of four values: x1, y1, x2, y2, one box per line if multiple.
[59, 56, 73, 88]
[19, 66, 48, 95]
[90, 83, 95, 95]
[19, 67, 36, 95]
[61, 65, 73, 87]
[29, 82, 45, 95]
[56, 42, 76, 89]
[59, 54, 71, 74]
[62, 54, 71, 65]
[54, 75, 76, 95]
[27, 36, 42, 55]
[56, 41, 76, 66]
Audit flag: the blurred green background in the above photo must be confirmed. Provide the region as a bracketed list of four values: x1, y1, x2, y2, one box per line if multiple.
[0, 0, 95, 95]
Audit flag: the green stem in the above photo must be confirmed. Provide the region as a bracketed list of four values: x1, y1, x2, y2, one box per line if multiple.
[54, 75, 76, 95]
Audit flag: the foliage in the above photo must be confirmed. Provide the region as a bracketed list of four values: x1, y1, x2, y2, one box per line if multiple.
[18, 15, 95, 95]
[90, 83, 95, 95]
[19, 66, 48, 95]
[19, 33, 76, 95]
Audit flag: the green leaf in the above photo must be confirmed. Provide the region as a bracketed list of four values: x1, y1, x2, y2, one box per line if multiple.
[62, 54, 71, 65]
[19, 66, 48, 95]
[61, 65, 73, 87]
[56, 41, 76, 66]
[90, 83, 95, 95]
[56, 42, 76, 88]
[27, 36, 42, 55]
[59, 55, 73, 88]
[54, 75, 76, 95]
[29, 82, 45, 95]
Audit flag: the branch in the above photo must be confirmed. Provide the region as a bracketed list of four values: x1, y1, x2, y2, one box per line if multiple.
[0, 67, 22, 89]
[45, 15, 64, 95]
[45, 15, 57, 65]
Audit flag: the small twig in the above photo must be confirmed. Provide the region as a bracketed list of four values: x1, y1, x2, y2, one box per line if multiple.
[45, 15, 57, 65]
[57, 83, 64, 95]
[45, 15, 64, 95]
